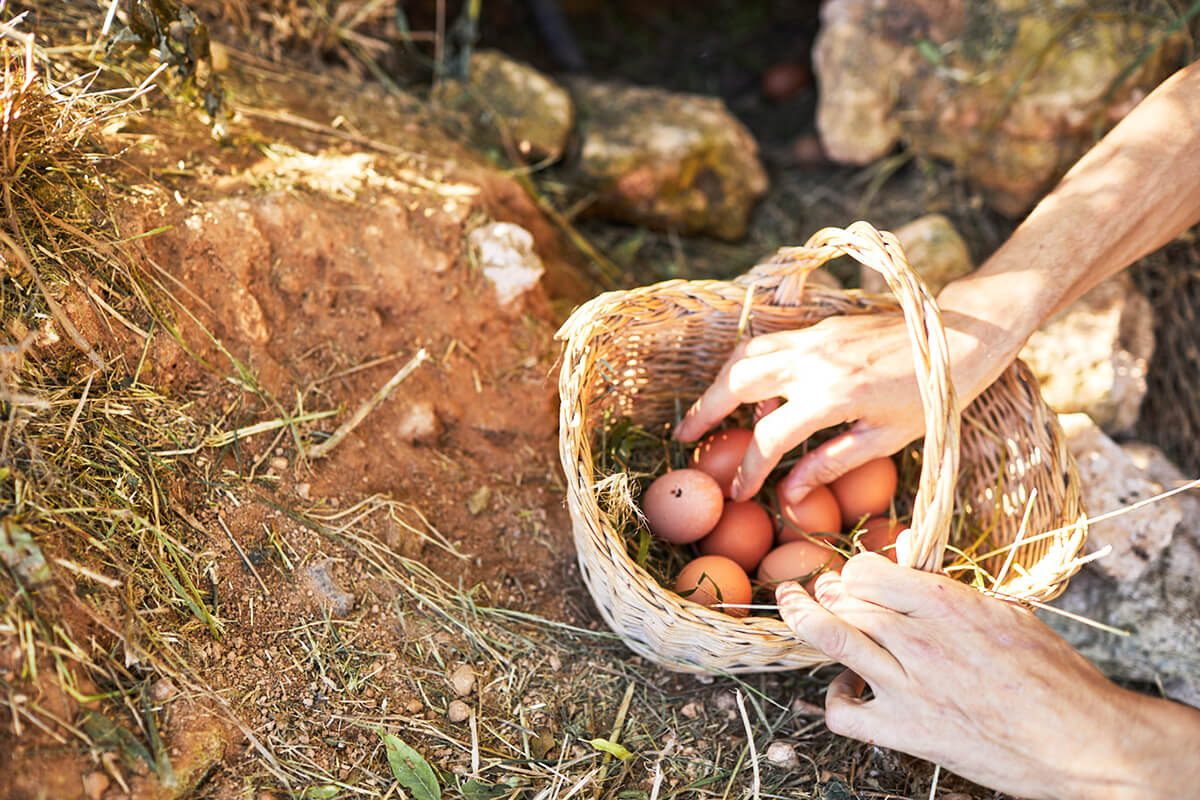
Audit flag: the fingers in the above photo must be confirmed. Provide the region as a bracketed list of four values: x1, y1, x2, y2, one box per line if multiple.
[676, 347, 785, 441]
[776, 582, 901, 682]
[837, 552, 965, 617]
[731, 401, 837, 500]
[778, 424, 898, 506]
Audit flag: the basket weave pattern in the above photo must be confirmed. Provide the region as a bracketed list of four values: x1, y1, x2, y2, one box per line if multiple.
[557, 222, 1088, 673]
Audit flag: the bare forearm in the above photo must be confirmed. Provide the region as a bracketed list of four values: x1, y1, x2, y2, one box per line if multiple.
[937, 58, 1200, 405]
[1072, 688, 1200, 800]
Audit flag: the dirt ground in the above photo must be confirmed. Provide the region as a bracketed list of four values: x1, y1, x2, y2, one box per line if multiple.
[5, 3, 1197, 800]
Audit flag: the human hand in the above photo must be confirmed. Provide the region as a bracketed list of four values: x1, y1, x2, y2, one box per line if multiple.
[776, 550, 1200, 800]
[674, 313, 926, 504]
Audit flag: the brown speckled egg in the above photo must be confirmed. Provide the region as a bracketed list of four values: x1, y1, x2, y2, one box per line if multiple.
[756, 540, 845, 593]
[689, 428, 753, 497]
[675, 555, 752, 617]
[698, 500, 774, 572]
[777, 485, 842, 543]
[642, 468, 724, 544]
[858, 517, 904, 562]
[830, 457, 898, 527]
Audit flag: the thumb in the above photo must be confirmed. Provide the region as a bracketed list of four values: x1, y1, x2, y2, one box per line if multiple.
[778, 425, 898, 506]
[824, 668, 874, 741]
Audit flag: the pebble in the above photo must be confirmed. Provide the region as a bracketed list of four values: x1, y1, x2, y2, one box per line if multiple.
[449, 663, 476, 696]
[447, 700, 472, 723]
[83, 771, 110, 800]
[269, 456, 288, 471]
[679, 700, 701, 719]
[765, 741, 800, 769]
[404, 699, 424, 715]
[150, 677, 177, 702]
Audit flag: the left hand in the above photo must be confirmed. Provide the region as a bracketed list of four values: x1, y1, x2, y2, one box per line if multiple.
[674, 313, 925, 504]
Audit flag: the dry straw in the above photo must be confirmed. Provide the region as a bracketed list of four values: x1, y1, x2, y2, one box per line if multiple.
[557, 221, 1088, 673]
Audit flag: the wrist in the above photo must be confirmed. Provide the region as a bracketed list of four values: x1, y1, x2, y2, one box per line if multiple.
[1058, 686, 1200, 800]
[933, 267, 1048, 408]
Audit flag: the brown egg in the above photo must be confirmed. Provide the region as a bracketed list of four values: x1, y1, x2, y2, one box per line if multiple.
[756, 540, 845, 593]
[675, 555, 752, 617]
[776, 485, 842, 543]
[642, 468, 724, 544]
[857, 517, 904, 562]
[830, 457, 898, 527]
[689, 428, 753, 497]
[698, 500, 774, 572]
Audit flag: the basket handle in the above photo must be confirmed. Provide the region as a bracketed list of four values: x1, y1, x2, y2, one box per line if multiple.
[743, 221, 960, 573]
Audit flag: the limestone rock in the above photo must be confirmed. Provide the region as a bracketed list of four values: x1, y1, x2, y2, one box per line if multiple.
[447, 699, 472, 723]
[1058, 413, 1179, 583]
[395, 400, 440, 444]
[438, 50, 573, 163]
[765, 741, 800, 769]
[812, 0, 907, 164]
[812, 0, 1179, 215]
[449, 663, 476, 696]
[1043, 434, 1200, 707]
[1019, 273, 1153, 434]
[567, 79, 768, 241]
[468, 222, 546, 309]
[861, 214, 972, 295]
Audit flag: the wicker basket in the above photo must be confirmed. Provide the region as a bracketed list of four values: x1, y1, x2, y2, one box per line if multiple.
[557, 222, 1089, 674]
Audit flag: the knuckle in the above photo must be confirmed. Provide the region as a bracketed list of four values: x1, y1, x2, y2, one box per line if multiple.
[816, 622, 852, 662]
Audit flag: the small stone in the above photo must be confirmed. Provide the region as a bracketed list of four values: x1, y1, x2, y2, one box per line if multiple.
[714, 692, 737, 718]
[296, 482, 311, 501]
[269, 456, 288, 471]
[405, 699, 424, 715]
[396, 401, 440, 444]
[468, 222, 546, 310]
[449, 663, 476, 697]
[765, 741, 800, 769]
[679, 700, 701, 719]
[547, 653, 562, 671]
[150, 677, 177, 702]
[466, 486, 491, 516]
[83, 771, 110, 800]
[447, 700, 472, 723]
[861, 214, 972, 297]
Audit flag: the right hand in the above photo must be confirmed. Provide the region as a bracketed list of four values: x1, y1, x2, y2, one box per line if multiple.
[776, 552, 1200, 800]
[674, 312, 928, 504]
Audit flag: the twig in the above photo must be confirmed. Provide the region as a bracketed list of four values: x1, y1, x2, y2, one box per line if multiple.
[735, 690, 761, 800]
[928, 764, 940, 800]
[217, 516, 270, 596]
[592, 681, 636, 800]
[309, 348, 429, 459]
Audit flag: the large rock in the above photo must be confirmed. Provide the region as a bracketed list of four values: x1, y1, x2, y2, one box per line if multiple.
[566, 79, 768, 241]
[1043, 425, 1200, 707]
[860, 213, 972, 295]
[1057, 414, 1179, 583]
[438, 49, 574, 163]
[1019, 272, 1153, 434]
[813, 0, 1180, 215]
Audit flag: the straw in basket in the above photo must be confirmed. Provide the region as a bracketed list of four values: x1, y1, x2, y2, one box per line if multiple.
[556, 222, 1089, 674]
